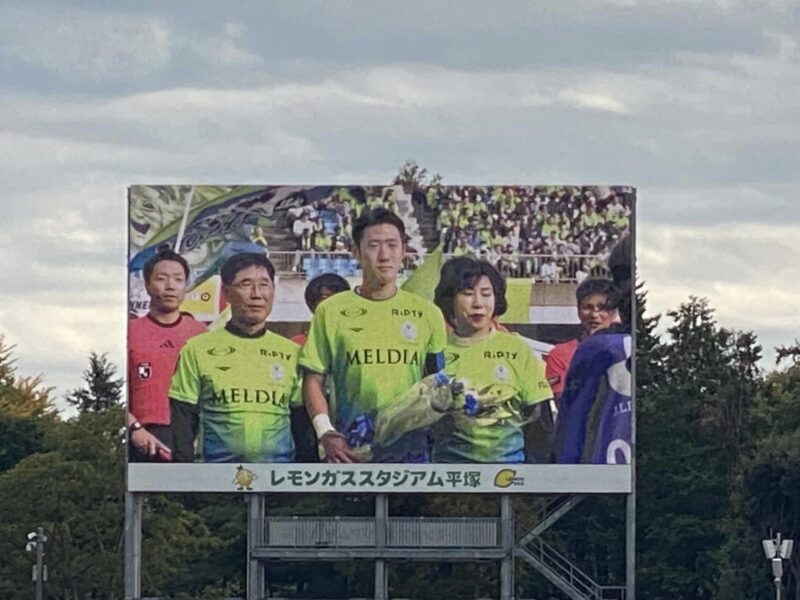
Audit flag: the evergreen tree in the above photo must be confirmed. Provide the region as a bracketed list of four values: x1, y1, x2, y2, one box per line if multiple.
[64, 352, 123, 412]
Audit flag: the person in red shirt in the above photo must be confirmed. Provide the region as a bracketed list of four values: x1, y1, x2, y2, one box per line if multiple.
[128, 250, 206, 461]
[545, 278, 618, 403]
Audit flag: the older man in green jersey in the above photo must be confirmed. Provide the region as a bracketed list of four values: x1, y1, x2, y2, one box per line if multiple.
[169, 253, 302, 463]
[300, 208, 447, 463]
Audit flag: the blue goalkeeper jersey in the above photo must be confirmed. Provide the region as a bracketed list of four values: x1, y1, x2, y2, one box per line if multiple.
[556, 325, 632, 464]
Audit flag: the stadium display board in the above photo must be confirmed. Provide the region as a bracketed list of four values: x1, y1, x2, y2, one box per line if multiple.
[127, 184, 635, 494]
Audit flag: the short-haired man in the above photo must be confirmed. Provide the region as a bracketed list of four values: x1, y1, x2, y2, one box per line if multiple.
[545, 278, 619, 402]
[169, 253, 302, 463]
[300, 208, 447, 463]
[128, 250, 206, 462]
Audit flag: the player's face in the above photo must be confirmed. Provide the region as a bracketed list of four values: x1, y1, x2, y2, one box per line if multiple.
[578, 292, 613, 335]
[354, 224, 404, 288]
[452, 275, 496, 338]
[146, 260, 187, 314]
[225, 265, 274, 326]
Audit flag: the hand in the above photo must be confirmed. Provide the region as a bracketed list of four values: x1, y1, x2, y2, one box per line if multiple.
[320, 431, 360, 464]
[131, 427, 171, 460]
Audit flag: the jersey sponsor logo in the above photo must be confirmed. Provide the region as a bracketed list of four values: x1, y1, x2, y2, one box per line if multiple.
[260, 349, 294, 361]
[270, 363, 285, 382]
[400, 321, 417, 341]
[160, 340, 175, 349]
[216, 366, 232, 372]
[391, 308, 423, 319]
[137, 362, 152, 380]
[208, 346, 236, 356]
[348, 327, 364, 333]
[483, 350, 518, 360]
[345, 348, 420, 366]
[494, 365, 509, 382]
[445, 351, 460, 364]
[211, 387, 287, 407]
[493, 468, 525, 488]
[341, 307, 367, 317]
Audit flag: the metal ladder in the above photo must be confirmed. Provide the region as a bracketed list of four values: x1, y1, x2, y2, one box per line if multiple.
[516, 496, 625, 600]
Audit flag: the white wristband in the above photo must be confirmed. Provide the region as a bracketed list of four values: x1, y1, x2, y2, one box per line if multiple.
[312, 413, 336, 439]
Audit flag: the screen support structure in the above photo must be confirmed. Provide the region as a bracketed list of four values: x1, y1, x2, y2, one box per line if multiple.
[124, 492, 142, 600]
[125, 491, 631, 599]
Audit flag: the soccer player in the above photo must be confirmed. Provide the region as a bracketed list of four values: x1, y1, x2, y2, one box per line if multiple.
[169, 253, 302, 463]
[128, 250, 206, 462]
[555, 284, 631, 464]
[545, 278, 618, 402]
[431, 257, 552, 463]
[300, 208, 447, 463]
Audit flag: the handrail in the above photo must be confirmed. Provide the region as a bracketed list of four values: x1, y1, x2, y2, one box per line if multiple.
[260, 250, 610, 281]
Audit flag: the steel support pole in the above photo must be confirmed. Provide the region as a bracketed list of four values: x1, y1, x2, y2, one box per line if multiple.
[34, 527, 44, 600]
[501, 495, 514, 600]
[626, 492, 636, 599]
[124, 492, 142, 600]
[375, 494, 389, 600]
[626, 180, 638, 600]
[247, 495, 266, 600]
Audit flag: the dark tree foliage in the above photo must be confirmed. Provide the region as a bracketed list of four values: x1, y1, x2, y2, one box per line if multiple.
[64, 352, 123, 413]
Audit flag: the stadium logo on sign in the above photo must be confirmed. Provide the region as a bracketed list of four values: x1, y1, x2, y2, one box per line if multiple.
[137, 362, 152, 381]
[493, 468, 524, 488]
[341, 307, 367, 317]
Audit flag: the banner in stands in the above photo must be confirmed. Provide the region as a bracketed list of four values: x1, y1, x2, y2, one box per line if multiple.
[126, 184, 635, 493]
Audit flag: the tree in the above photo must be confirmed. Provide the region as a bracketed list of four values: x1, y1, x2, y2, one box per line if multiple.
[393, 159, 441, 191]
[0, 334, 56, 419]
[64, 352, 123, 413]
[0, 335, 57, 472]
[637, 297, 763, 599]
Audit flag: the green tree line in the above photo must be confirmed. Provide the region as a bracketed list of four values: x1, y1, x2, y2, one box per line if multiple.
[1, 288, 799, 598]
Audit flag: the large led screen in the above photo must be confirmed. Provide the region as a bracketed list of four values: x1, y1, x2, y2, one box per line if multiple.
[127, 184, 634, 493]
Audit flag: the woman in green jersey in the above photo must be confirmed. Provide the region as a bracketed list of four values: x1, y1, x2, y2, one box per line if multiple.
[432, 257, 552, 463]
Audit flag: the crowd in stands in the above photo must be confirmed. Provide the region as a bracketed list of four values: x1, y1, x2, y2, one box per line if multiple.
[421, 185, 632, 281]
[285, 187, 401, 254]
[282, 184, 632, 282]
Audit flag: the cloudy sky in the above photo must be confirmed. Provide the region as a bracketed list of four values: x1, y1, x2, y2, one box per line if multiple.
[0, 0, 797, 404]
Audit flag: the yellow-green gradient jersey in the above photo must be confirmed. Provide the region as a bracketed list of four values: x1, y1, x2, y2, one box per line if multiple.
[434, 330, 552, 464]
[299, 290, 447, 432]
[169, 328, 301, 463]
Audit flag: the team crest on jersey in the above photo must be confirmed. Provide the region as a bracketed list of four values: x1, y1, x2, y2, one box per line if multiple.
[270, 363, 284, 382]
[401, 321, 417, 341]
[494, 365, 509, 382]
[137, 362, 152, 381]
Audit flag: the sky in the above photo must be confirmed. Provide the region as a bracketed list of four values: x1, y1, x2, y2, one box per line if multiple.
[0, 0, 798, 405]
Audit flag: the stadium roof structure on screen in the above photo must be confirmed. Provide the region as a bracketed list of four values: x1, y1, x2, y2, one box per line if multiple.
[126, 183, 635, 494]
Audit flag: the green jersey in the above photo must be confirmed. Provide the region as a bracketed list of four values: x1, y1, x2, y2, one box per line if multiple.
[299, 290, 447, 434]
[169, 326, 301, 463]
[433, 330, 552, 464]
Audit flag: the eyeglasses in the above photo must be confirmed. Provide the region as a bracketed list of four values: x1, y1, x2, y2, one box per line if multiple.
[232, 280, 273, 293]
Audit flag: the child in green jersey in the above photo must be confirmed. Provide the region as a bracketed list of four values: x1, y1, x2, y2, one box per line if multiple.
[432, 257, 552, 463]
